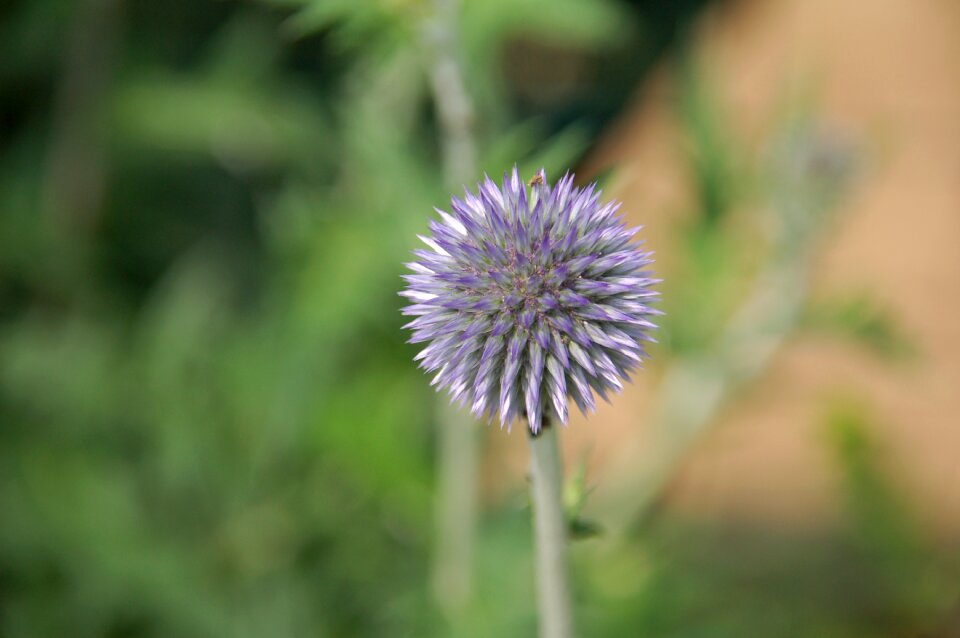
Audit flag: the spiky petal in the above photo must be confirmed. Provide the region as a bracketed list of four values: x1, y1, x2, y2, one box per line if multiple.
[401, 167, 659, 433]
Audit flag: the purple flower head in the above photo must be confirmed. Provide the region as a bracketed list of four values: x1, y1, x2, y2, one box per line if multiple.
[401, 167, 659, 434]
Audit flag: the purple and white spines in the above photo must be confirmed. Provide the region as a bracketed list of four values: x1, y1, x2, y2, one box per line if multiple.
[401, 167, 659, 434]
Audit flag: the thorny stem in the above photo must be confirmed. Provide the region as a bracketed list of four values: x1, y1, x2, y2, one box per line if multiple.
[528, 421, 574, 638]
[421, 0, 480, 620]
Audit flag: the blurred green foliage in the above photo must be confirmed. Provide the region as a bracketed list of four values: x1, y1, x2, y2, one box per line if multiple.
[0, 0, 956, 637]
[824, 399, 958, 634]
[802, 294, 917, 362]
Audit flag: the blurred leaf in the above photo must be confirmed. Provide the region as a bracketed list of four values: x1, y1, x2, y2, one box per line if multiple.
[569, 517, 603, 541]
[264, 0, 419, 56]
[522, 123, 592, 182]
[201, 12, 283, 82]
[112, 14, 333, 175]
[823, 399, 941, 629]
[801, 293, 916, 362]
[113, 73, 332, 173]
[825, 400, 916, 555]
[460, 0, 637, 127]
[0, 0, 74, 85]
[562, 454, 603, 540]
[0, 315, 128, 434]
[463, 0, 634, 51]
[660, 226, 746, 355]
[482, 119, 592, 183]
[562, 454, 591, 520]
[676, 54, 743, 228]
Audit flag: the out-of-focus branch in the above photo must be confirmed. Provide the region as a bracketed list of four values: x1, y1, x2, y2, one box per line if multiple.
[604, 127, 856, 530]
[44, 0, 122, 233]
[420, 0, 480, 620]
[422, 0, 477, 190]
[620, 235, 817, 528]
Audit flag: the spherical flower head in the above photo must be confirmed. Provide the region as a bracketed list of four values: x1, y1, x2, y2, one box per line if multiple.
[401, 167, 659, 434]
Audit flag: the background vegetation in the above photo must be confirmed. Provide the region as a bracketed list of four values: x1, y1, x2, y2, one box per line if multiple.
[1, 0, 957, 636]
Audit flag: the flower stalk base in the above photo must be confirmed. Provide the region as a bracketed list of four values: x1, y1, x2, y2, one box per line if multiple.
[528, 422, 574, 638]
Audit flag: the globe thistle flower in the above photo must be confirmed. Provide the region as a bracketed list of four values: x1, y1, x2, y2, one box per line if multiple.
[401, 167, 659, 434]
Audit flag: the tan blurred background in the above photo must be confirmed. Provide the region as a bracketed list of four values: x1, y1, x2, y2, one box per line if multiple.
[490, 0, 960, 536]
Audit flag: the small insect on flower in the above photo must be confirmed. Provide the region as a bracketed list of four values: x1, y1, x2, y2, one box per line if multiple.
[401, 167, 659, 434]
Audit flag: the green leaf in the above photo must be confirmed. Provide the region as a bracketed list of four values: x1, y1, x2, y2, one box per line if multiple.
[482, 119, 592, 181]
[822, 398, 939, 622]
[801, 293, 916, 362]
[569, 517, 603, 541]
[675, 53, 742, 228]
[562, 453, 602, 540]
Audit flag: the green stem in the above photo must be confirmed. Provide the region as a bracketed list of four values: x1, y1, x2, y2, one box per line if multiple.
[422, 0, 480, 619]
[432, 400, 477, 616]
[528, 423, 574, 638]
[45, 0, 121, 233]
